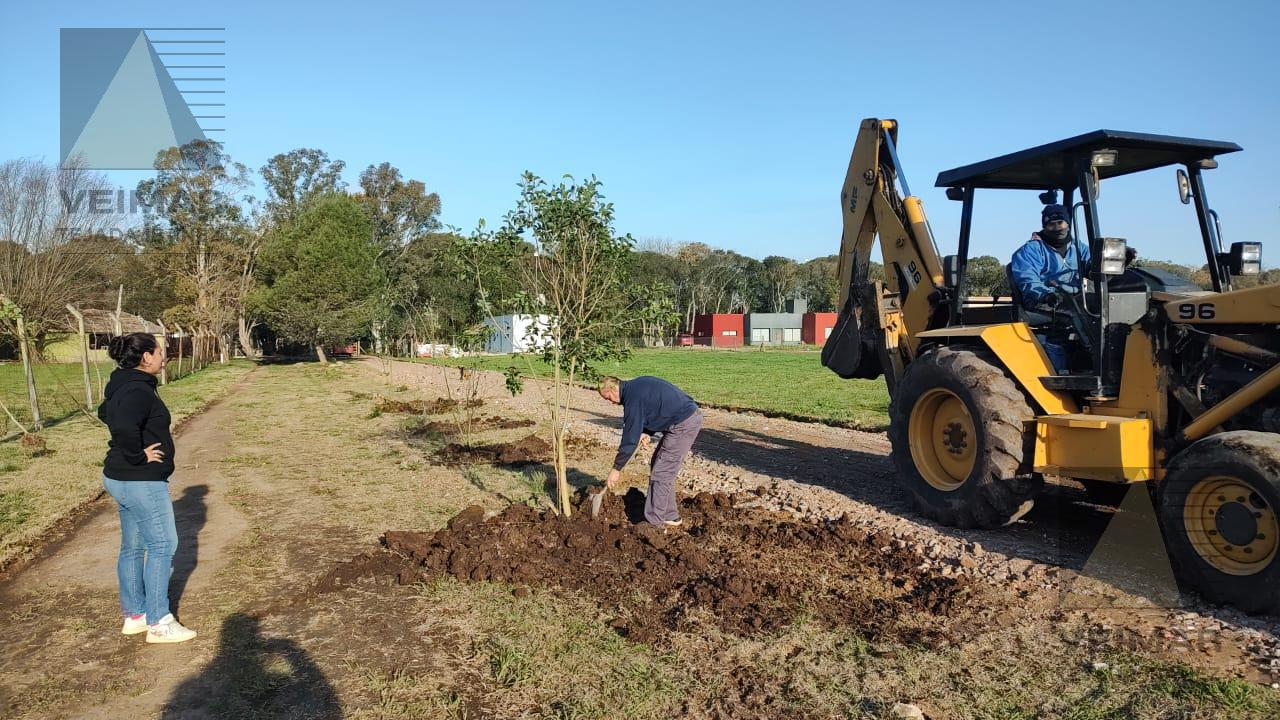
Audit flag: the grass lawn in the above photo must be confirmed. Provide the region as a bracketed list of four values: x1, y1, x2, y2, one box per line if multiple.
[415, 347, 892, 430]
[0, 359, 255, 569]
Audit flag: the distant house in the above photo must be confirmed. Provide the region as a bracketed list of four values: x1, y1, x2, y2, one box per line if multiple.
[78, 309, 164, 347]
[61, 309, 174, 362]
[745, 298, 807, 345]
[483, 314, 555, 354]
[802, 312, 838, 346]
[692, 313, 743, 347]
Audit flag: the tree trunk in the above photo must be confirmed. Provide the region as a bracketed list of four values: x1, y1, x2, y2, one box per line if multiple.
[238, 315, 258, 360]
[555, 428, 570, 516]
[16, 316, 41, 430]
[315, 344, 328, 365]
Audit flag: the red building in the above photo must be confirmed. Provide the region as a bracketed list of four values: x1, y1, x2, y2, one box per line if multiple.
[692, 313, 744, 347]
[802, 312, 837, 346]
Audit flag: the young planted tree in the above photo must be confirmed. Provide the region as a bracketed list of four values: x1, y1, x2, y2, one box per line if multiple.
[464, 173, 634, 515]
[248, 194, 386, 363]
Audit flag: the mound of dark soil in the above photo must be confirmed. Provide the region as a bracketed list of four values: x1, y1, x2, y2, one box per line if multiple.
[436, 434, 552, 465]
[433, 433, 607, 466]
[375, 397, 484, 415]
[323, 490, 977, 645]
[411, 416, 536, 436]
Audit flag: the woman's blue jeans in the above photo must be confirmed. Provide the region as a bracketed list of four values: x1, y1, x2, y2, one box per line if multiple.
[102, 476, 176, 622]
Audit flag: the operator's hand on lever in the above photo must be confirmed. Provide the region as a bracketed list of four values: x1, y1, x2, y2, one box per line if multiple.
[1043, 288, 1067, 308]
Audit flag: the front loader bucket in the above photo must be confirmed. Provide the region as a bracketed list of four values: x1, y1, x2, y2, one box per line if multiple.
[821, 292, 884, 380]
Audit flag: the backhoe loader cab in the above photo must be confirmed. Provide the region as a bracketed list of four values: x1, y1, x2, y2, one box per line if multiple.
[822, 119, 1280, 614]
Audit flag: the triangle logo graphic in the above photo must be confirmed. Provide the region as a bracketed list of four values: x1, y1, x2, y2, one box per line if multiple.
[1059, 484, 1186, 611]
[61, 29, 208, 169]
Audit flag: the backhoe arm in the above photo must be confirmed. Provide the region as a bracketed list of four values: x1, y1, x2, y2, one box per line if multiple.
[821, 118, 948, 392]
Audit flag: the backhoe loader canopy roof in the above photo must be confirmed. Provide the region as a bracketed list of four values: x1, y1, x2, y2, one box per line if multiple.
[935, 130, 1241, 190]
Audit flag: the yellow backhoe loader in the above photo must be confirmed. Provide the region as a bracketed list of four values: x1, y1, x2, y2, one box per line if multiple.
[822, 118, 1279, 614]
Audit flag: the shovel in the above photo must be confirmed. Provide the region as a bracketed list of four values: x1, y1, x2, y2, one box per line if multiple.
[589, 485, 608, 518]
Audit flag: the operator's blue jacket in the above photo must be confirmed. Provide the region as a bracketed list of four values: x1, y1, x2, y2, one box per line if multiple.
[1010, 233, 1091, 306]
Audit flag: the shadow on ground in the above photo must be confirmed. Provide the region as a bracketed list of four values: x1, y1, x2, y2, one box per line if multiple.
[162, 613, 341, 719]
[169, 484, 208, 617]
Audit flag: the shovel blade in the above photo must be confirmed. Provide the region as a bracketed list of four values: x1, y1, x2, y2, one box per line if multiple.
[589, 489, 605, 518]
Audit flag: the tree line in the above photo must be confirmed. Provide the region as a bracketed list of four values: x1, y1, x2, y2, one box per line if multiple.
[1, 140, 1273, 361]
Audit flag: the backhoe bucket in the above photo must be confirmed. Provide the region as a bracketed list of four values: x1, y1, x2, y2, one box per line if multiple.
[821, 291, 884, 380]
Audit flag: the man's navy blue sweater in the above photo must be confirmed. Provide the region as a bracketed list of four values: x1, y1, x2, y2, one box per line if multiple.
[613, 376, 698, 470]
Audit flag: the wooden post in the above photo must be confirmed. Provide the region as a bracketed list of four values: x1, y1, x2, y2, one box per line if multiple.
[15, 315, 41, 430]
[156, 321, 168, 385]
[113, 285, 124, 336]
[67, 304, 93, 407]
[175, 324, 185, 379]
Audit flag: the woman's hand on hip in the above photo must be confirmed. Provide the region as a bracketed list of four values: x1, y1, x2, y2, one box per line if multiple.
[144, 443, 166, 464]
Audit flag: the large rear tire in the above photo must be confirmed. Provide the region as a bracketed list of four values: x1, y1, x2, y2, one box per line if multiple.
[1159, 431, 1280, 615]
[889, 347, 1042, 529]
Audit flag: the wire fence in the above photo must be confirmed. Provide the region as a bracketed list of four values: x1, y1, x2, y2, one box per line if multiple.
[1, 304, 222, 437]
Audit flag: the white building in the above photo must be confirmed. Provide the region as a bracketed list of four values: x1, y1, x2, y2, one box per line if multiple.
[483, 314, 555, 354]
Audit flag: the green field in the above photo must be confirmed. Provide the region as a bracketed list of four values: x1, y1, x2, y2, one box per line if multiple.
[418, 347, 892, 430]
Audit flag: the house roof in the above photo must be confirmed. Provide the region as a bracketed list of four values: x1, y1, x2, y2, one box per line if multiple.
[75, 309, 165, 334]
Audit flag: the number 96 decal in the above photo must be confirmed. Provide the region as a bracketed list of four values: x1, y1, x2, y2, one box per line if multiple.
[1177, 302, 1216, 320]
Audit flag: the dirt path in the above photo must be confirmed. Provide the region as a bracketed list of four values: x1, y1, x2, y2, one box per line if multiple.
[380, 358, 1280, 683]
[0, 369, 255, 719]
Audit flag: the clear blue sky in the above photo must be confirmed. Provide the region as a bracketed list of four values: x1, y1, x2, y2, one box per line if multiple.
[2, 0, 1277, 266]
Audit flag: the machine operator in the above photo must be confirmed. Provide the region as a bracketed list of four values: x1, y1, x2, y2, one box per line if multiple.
[1009, 203, 1090, 372]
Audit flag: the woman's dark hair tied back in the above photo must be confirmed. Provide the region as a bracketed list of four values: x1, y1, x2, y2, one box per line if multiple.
[108, 332, 158, 369]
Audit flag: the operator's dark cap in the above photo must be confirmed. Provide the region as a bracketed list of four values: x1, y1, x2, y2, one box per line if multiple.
[1042, 204, 1070, 225]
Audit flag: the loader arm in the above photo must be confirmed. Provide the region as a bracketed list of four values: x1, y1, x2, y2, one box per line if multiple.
[822, 118, 948, 392]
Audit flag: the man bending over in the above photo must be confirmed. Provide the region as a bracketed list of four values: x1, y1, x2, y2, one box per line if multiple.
[599, 375, 703, 527]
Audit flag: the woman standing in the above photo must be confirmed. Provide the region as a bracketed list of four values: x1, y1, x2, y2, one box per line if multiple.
[99, 332, 196, 644]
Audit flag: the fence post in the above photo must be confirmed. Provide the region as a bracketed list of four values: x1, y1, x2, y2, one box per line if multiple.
[67, 304, 93, 407]
[175, 324, 185, 379]
[113, 285, 123, 336]
[157, 321, 168, 385]
[16, 315, 41, 430]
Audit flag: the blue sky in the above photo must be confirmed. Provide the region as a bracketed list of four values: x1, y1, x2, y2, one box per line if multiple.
[2, 0, 1277, 266]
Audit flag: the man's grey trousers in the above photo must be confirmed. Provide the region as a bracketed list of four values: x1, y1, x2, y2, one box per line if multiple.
[645, 410, 704, 524]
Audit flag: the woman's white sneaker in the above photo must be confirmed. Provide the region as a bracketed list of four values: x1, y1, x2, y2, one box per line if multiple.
[121, 614, 148, 635]
[145, 614, 197, 644]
